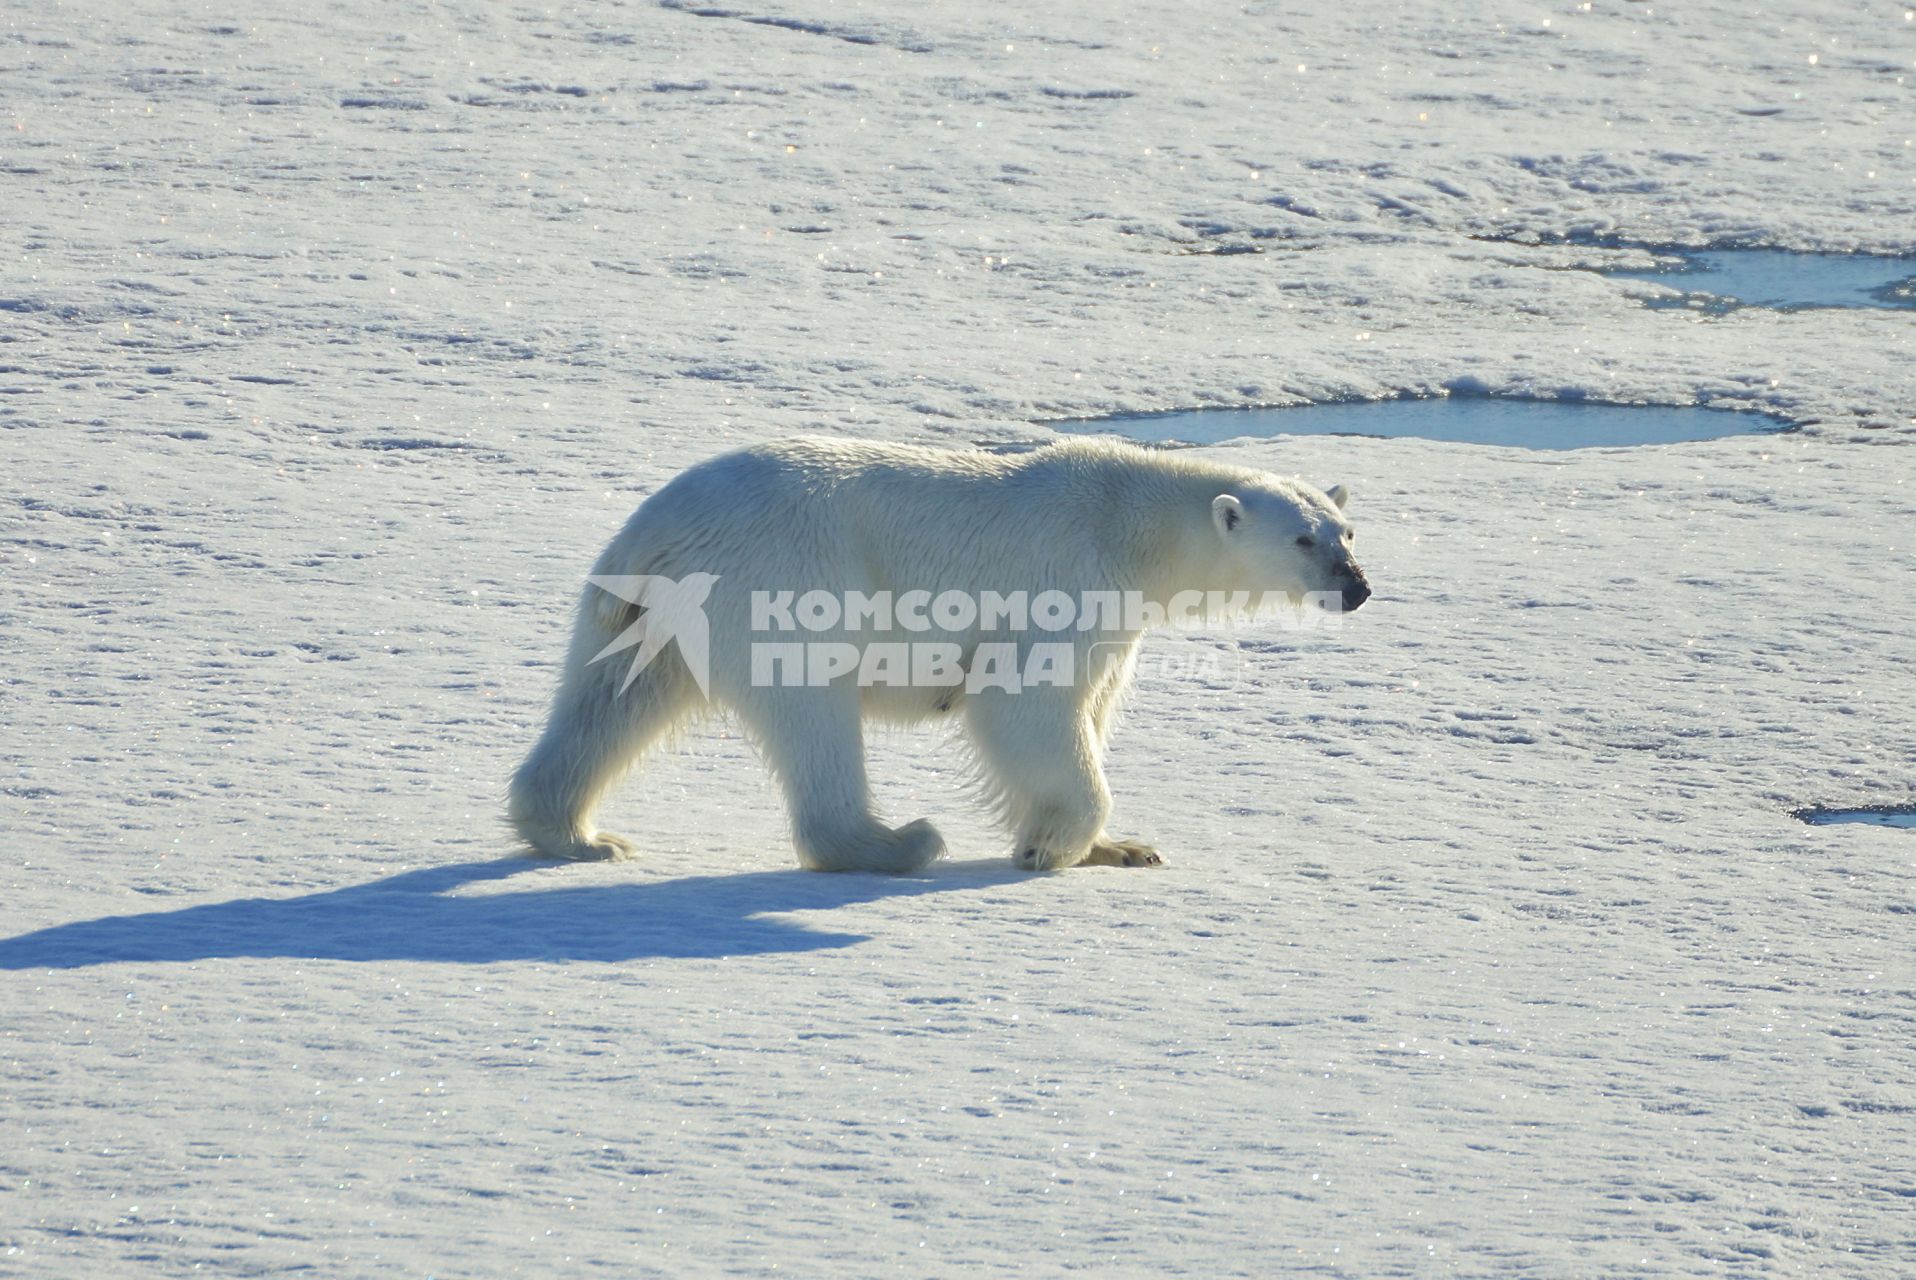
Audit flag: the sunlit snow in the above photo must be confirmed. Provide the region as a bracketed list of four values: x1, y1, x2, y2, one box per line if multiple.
[3, 1, 1913, 1276]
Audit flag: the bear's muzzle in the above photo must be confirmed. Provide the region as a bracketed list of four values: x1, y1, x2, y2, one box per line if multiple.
[1339, 562, 1371, 612]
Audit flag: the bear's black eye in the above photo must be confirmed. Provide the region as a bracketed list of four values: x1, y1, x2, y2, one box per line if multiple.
[1295, 535, 1316, 549]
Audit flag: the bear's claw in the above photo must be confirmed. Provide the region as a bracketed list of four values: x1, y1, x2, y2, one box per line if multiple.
[1085, 839, 1163, 868]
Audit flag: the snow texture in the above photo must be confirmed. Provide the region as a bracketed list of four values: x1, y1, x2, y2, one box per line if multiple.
[3, 1, 1914, 1276]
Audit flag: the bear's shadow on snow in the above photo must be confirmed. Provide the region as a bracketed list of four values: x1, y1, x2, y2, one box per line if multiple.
[0, 858, 1023, 969]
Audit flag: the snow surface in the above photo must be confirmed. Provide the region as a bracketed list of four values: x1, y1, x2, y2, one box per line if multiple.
[4, 0, 1915, 1275]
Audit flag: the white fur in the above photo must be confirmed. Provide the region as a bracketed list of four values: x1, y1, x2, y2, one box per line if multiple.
[507, 436, 1364, 872]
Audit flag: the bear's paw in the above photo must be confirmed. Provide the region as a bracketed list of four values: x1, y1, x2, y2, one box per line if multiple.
[527, 830, 640, 863]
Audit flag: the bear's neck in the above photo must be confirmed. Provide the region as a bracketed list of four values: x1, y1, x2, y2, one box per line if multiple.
[1103, 458, 1252, 609]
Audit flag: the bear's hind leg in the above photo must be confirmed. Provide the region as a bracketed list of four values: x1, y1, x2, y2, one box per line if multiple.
[508, 649, 699, 862]
[745, 687, 945, 873]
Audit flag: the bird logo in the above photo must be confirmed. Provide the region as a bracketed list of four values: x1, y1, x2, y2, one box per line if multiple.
[585, 573, 720, 697]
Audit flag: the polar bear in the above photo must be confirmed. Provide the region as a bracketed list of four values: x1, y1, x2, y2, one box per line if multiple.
[508, 436, 1368, 872]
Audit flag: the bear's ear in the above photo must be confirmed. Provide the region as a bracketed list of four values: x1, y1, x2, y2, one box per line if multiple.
[1325, 483, 1350, 511]
[1211, 493, 1244, 536]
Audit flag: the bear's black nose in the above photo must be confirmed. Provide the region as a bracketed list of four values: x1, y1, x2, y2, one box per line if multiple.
[1338, 563, 1371, 612]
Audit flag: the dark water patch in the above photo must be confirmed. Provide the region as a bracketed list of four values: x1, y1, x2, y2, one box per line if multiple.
[1051, 397, 1791, 451]
[358, 436, 474, 451]
[1041, 86, 1137, 100]
[1610, 249, 1916, 311]
[340, 96, 430, 111]
[1792, 806, 1916, 829]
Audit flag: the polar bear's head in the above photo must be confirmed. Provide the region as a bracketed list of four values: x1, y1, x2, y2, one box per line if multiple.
[1210, 480, 1370, 611]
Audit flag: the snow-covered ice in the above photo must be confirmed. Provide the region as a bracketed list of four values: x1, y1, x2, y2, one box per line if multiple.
[3, 1, 1914, 1275]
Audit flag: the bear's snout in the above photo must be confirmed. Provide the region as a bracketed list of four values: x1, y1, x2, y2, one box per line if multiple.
[1338, 562, 1371, 612]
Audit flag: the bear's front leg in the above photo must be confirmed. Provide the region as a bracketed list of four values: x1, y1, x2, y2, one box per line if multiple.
[963, 685, 1151, 871]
